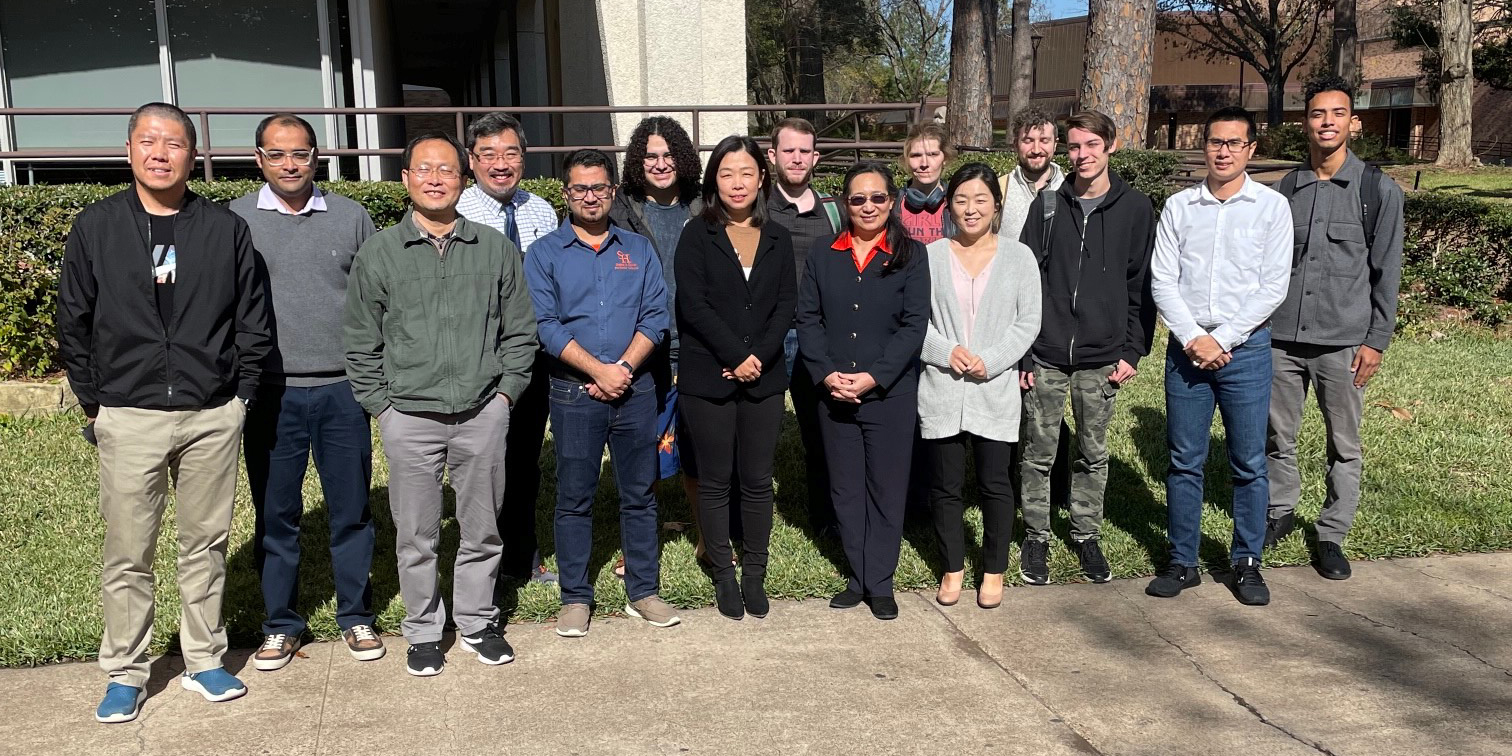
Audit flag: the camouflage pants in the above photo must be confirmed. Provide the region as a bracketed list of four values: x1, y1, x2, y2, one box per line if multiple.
[1019, 362, 1121, 542]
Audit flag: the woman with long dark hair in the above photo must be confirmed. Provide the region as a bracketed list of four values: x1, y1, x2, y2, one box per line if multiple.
[917, 163, 1041, 609]
[796, 160, 931, 620]
[674, 135, 797, 620]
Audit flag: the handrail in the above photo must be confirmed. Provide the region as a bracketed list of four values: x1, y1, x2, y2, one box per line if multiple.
[0, 102, 926, 181]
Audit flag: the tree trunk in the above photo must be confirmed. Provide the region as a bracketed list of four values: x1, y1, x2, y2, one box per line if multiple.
[1437, 0, 1476, 168]
[1266, 77, 1286, 128]
[1333, 0, 1359, 84]
[1007, 0, 1034, 123]
[1080, 0, 1156, 148]
[784, 0, 827, 127]
[947, 0, 998, 149]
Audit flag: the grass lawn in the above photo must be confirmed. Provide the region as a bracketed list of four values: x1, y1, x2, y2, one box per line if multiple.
[3, 325, 1511, 668]
[1387, 165, 1512, 202]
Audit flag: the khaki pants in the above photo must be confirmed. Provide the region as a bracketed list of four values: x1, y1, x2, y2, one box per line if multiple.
[95, 399, 245, 687]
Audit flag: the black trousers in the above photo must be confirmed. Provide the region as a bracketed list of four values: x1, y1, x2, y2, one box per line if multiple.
[498, 352, 551, 579]
[819, 392, 917, 597]
[790, 356, 834, 532]
[679, 392, 784, 581]
[929, 433, 1015, 574]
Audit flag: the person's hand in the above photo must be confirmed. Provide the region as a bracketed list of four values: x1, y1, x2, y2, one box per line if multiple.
[1109, 359, 1138, 386]
[843, 371, 878, 399]
[1351, 345, 1383, 388]
[966, 355, 987, 379]
[593, 361, 631, 397]
[1183, 335, 1227, 369]
[585, 383, 612, 402]
[824, 372, 860, 403]
[949, 345, 974, 375]
[1201, 352, 1232, 370]
[733, 355, 763, 382]
[1019, 370, 1036, 390]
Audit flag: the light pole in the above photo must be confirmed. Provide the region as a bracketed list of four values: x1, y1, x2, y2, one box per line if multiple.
[1031, 32, 1044, 96]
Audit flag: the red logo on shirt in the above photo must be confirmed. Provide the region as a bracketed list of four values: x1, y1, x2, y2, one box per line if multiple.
[615, 250, 639, 270]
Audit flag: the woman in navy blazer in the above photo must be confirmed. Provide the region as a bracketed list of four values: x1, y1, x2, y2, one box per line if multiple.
[796, 161, 931, 620]
[674, 135, 797, 620]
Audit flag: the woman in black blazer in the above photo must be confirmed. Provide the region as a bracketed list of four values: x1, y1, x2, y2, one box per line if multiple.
[674, 135, 797, 620]
[796, 161, 931, 620]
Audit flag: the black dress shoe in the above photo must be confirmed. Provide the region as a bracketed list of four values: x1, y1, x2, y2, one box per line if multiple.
[1145, 564, 1201, 597]
[714, 577, 744, 620]
[1233, 558, 1271, 606]
[742, 574, 769, 618]
[1315, 541, 1352, 580]
[868, 594, 899, 620]
[830, 587, 864, 609]
[1263, 512, 1296, 550]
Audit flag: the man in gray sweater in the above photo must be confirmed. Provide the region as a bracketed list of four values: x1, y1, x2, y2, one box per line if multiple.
[229, 114, 385, 671]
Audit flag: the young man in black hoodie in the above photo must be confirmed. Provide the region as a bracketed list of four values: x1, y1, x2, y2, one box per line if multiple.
[58, 102, 272, 722]
[1017, 110, 1156, 586]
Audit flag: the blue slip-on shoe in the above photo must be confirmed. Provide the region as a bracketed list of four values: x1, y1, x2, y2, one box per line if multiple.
[95, 683, 145, 723]
[180, 668, 247, 702]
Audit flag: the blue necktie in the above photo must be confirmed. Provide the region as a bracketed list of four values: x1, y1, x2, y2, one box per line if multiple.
[503, 202, 522, 252]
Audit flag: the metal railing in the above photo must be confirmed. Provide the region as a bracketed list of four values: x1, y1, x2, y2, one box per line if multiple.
[0, 102, 927, 181]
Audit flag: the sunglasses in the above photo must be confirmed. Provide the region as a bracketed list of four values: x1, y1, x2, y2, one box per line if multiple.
[846, 192, 890, 207]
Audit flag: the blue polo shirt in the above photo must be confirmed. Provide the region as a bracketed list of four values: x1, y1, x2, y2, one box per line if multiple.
[525, 218, 668, 364]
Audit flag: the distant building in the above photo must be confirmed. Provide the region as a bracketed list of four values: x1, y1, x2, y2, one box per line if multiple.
[0, 0, 747, 183]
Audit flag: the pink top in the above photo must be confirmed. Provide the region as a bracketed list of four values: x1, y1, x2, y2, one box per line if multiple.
[951, 251, 996, 346]
[900, 203, 946, 244]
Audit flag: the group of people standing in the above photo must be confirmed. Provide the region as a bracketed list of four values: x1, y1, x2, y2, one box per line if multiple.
[62, 71, 1400, 724]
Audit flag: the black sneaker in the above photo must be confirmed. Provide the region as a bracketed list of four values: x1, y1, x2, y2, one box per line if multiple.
[1315, 541, 1352, 580]
[830, 587, 864, 609]
[1263, 512, 1296, 550]
[406, 642, 444, 677]
[714, 577, 745, 621]
[461, 623, 514, 665]
[1233, 558, 1270, 605]
[1019, 540, 1050, 586]
[1145, 563, 1201, 597]
[1075, 539, 1112, 583]
[868, 594, 899, 620]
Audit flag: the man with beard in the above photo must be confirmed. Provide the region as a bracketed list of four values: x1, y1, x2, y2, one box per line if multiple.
[457, 112, 559, 586]
[764, 118, 844, 538]
[1000, 106, 1066, 239]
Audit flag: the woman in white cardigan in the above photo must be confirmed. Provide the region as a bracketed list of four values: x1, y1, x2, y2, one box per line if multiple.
[918, 163, 1042, 609]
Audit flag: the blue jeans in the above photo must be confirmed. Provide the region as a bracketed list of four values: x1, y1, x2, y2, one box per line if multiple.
[244, 381, 375, 635]
[550, 372, 661, 605]
[1164, 328, 1272, 567]
[783, 328, 800, 378]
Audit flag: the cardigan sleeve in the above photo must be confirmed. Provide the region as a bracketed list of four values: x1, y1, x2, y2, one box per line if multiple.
[977, 242, 1043, 379]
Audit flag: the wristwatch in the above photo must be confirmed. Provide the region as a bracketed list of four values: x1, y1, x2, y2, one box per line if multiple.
[616, 359, 634, 372]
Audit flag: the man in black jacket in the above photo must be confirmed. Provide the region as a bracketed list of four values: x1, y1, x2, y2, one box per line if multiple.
[58, 102, 272, 723]
[1017, 110, 1157, 586]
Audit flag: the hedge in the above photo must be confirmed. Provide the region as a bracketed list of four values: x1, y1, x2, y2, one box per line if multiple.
[3, 156, 1508, 379]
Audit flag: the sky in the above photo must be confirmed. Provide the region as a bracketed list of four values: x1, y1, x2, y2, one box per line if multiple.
[1043, 0, 1089, 19]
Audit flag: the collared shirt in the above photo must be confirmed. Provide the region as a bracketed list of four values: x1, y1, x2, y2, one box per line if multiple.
[831, 229, 893, 273]
[1151, 174, 1292, 352]
[456, 184, 558, 254]
[1269, 150, 1404, 351]
[525, 219, 668, 363]
[999, 162, 1066, 241]
[256, 184, 327, 216]
[767, 186, 838, 284]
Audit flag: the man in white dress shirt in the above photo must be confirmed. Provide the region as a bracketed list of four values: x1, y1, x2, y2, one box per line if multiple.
[1145, 107, 1291, 606]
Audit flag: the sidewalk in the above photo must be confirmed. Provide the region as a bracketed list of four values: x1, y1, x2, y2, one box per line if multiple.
[3, 552, 1509, 756]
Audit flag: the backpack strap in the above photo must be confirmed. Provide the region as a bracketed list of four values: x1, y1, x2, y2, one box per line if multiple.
[817, 192, 844, 233]
[1360, 163, 1382, 250]
[1039, 190, 1058, 267]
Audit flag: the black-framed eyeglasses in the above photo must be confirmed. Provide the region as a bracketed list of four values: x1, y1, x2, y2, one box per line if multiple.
[1204, 138, 1254, 153]
[565, 183, 613, 200]
[257, 147, 316, 166]
[846, 192, 890, 207]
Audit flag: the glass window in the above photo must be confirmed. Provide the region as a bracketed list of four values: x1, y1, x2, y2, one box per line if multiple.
[1, 0, 163, 149]
[167, 0, 325, 149]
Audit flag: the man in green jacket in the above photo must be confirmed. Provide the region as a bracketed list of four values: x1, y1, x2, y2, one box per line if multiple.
[344, 132, 537, 677]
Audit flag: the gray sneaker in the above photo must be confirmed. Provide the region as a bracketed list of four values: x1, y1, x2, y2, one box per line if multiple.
[625, 595, 682, 627]
[556, 603, 591, 637]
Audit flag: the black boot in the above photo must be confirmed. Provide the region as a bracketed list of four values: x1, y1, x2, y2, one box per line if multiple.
[742, 573, 769, 618]
[714, 577, 744, 620]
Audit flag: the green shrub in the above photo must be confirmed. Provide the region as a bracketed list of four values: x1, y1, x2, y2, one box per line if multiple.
[1399, 192, 1512, 325]
[1258, 123, 1308, 161]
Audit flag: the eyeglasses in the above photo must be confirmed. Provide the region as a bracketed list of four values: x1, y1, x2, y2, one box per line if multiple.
[1204, 138, 1254, 153]
[846, 192, 890, 207]
[642, 152, 675, 166]
[409, 165, 462, 180]
[258, 148, 315, 166]
[565, 183, 613, 200]
[472, 148, 523, 164]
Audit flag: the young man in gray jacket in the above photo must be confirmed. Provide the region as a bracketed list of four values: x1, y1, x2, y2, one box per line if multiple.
[1264, 76, 1404, 580]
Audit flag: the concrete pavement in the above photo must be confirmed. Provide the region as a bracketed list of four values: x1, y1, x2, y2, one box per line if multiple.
[2, 552, 1509, 756]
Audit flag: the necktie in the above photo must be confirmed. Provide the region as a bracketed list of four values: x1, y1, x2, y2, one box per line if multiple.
[503, 201, 522, 252]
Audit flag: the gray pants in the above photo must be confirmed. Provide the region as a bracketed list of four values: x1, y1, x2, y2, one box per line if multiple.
[1266, 341, 1364, 543]
[378, 395, 510, 643]
[1019, 362, 1121, 542]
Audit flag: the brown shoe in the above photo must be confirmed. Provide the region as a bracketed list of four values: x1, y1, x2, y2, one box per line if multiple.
[613, 556, 626, 578]
[556, 603, 591, 637]
[343, 625, 386, 661]
[977, 573, 1004, 609]
[936, 570, 964, 606]
[253, 633, 299, 671]
[626, 595, 682, 627]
